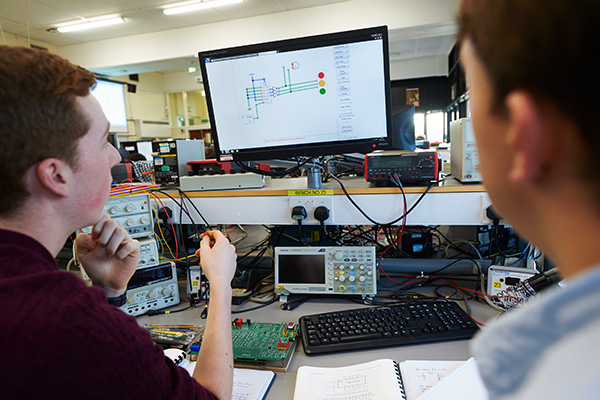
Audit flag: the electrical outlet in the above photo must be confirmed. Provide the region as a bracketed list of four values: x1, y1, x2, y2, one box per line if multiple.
[288, 196, 333, 224]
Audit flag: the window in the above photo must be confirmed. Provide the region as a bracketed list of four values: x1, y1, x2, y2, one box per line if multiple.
[426, 112, 445, 142]
[414, 111, 446, 142]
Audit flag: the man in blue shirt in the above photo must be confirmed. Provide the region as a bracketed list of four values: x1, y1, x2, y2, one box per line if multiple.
[457, 0, 600, 398]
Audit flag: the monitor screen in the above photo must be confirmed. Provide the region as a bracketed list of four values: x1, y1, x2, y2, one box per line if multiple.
[199, 26, 392, 162]
[277, 254, 325, 284]
[90, 78, 129, 133]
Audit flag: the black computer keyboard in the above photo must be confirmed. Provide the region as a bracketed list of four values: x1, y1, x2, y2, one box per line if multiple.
[299, 300, 479, 355]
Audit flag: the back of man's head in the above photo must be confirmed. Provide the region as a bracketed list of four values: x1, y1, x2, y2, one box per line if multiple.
[457, 0, 600, 205]
[0, 46, 96, 216]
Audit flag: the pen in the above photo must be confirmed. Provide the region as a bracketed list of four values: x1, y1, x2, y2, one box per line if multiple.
[144, 324, 199, 329]
[150, 329, 186, 337]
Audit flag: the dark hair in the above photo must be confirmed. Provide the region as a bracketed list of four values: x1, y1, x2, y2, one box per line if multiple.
[0, 46, 96, 215]
[457, 0, 600, 197]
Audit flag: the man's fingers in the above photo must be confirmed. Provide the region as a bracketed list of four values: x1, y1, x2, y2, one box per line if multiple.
[103, 226, 128, 256]
[95, 219, 122, 248]
[115, 239, 140, 260]
[90, 214, 111, 240]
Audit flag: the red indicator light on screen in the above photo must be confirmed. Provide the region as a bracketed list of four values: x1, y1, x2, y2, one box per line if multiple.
[318, 72, 325, 79]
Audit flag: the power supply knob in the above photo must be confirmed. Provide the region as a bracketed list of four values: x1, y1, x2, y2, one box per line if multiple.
[125, 219, 134, 226]
[108, 206, 119, 215]
[125, 204, 134, 212]
[147, 291, 157, 299]
[127, 296, 136, 305]
[161, 288, 171, 296]
[140, 216, 150, 224]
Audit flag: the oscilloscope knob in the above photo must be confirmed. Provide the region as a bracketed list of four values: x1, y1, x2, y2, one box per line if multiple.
[332, 251, 343, 261]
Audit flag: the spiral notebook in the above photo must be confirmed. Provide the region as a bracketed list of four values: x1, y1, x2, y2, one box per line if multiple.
[293, 359, 405, 400]
[293, 358, 487, 400]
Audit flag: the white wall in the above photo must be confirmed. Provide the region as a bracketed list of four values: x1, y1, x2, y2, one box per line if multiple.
[164, 71, 204, 93]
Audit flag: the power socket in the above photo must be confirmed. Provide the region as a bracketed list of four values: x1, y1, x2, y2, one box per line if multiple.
[288, 196, 333, 224]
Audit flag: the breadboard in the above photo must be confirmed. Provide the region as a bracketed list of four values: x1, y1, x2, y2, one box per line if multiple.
[231, 321, 299, 372]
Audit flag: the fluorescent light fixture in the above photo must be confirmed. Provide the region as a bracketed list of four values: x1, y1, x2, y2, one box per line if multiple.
[163, 0, 244, 15]
[56, 17, 125, 33]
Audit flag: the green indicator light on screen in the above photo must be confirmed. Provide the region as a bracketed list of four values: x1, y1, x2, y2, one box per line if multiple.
[320, 88, 326, 95]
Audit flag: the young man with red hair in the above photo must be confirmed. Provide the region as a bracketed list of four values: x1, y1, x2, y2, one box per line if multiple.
[0, 45, 236, 399]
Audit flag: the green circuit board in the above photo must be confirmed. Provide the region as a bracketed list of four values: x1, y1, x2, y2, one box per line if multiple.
[231, 320, 299, 371]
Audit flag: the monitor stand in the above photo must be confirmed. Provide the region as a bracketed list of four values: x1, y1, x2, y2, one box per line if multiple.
[260, 157, 323, 189]
[305, 161, 322, 189]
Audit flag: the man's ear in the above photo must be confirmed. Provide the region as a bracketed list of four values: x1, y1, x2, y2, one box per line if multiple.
[36, 158, 72, 197]
[504, 91, 551, 184]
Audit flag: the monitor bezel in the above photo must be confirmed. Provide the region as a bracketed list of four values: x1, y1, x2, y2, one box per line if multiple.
[198, 26, 393, 162]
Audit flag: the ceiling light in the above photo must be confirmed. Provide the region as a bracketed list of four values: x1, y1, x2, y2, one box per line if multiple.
[163, 0, 244, 16]
[56, 17, 125, 33]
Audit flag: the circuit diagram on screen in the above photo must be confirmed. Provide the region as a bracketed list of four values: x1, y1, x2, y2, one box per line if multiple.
[243, 62, 326, 123]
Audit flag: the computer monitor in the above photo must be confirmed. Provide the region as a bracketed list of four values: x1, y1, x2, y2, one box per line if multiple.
[120, 140, 154, 162]
[198, 26, 392, 167]
[90, 78, 128, 133]
[390, 105, 416, 150]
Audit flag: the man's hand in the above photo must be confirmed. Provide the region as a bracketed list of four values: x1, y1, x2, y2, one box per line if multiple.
[192, 230, 237, 400]
[75, 214, 140, 297]
[195, 230, 237, 292]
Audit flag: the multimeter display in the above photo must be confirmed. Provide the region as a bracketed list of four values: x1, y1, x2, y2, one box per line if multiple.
[369, 155, 418, 168]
